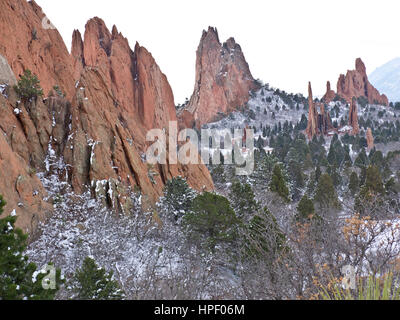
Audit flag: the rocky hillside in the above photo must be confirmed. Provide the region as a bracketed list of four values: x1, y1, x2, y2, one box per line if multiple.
[0, 0, 213, 234]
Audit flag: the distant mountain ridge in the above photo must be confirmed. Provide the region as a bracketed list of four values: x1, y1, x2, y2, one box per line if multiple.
[369, 57, 400, 103]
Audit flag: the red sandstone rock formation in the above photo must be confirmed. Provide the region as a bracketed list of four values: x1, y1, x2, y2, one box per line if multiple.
[0, 90, 53, 234]
[349, 98, 360, 135]
[366, 128, 374, 150]
[180, 27, 259, 128]
[337, 58, 388, 106]
[71, 29, 84, 81]
[0, 2, 213, 233]
[305, 82, 334, 139]
[306, 82, 318, 138]
[0, 0, 75, 99]
[322, 81, 336, 103]
[67, 19, 213, 204]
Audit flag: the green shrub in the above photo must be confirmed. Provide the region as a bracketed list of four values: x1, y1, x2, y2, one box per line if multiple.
[14, 69, 43, 102]
[183, 192, 240, 251]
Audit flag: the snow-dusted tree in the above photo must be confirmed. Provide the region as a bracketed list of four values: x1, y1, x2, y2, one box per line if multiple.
[0, 195, 62, 300]
[183, 192, 240, 251]
[269, 164, 290, 202]
[314, 174, 341, 211]
[71, 257, 124, 300]
[161, 177, 197, 222]
[229, 180, 260, 219]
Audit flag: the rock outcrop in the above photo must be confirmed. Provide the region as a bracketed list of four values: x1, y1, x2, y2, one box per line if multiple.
[0, 91, 53, 234]
[305, 82, 334, 139]
[180, 27, 259, 128]
[349, 98, 360, 135]
[71, 29, 84, 81]
[0, 1, 213, 233]
[336, 58, 388, 106]
[66, 19, 214, 206]
[322, 81, 336, 103]
[366, 128, 374, 150]
[0, 0, 75, 99]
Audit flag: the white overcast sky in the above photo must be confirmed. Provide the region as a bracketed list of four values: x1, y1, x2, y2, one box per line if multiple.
[35, 0, 400, 103]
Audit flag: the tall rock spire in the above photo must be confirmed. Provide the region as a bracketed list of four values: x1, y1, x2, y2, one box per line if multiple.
[349, 97, 359, 135]
[322, 80, 336, 103]
[71, 29, 84, 81]
[180, 26, 259, 128]
[306, 82, 318, 139]
[305, 82, 334, 139]
[366, 128, 374, 150]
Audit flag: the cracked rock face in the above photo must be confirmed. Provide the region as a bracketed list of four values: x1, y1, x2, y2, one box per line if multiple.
[180, 27, 259, 128]
[0, 2, 213, 233]
[0, 92, 53, 235]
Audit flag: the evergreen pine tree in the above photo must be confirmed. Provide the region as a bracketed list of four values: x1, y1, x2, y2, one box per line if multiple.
[370, 150, 384, 169]
[229, 181, 260, 218]
[183, 192, 240, 251]
[365, 165, 384, 194]
[0, 195, 62, 300]
[349, 172, 359, 195]
[244, 207, 288, 260]
[314, 174, 341, 210]
[72, 257, 124, 300]
[269, 164, 290, 202]
[288, 160, 304, 201]
[385, 177, 398, 194]
[315, 166, 322, 182]
[354, 149, 369, 168]
[296, 195, 317, 222]
[329, 166, 342, 187]
[13, 69, 44, 102]
[162, 177, 197, 222]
